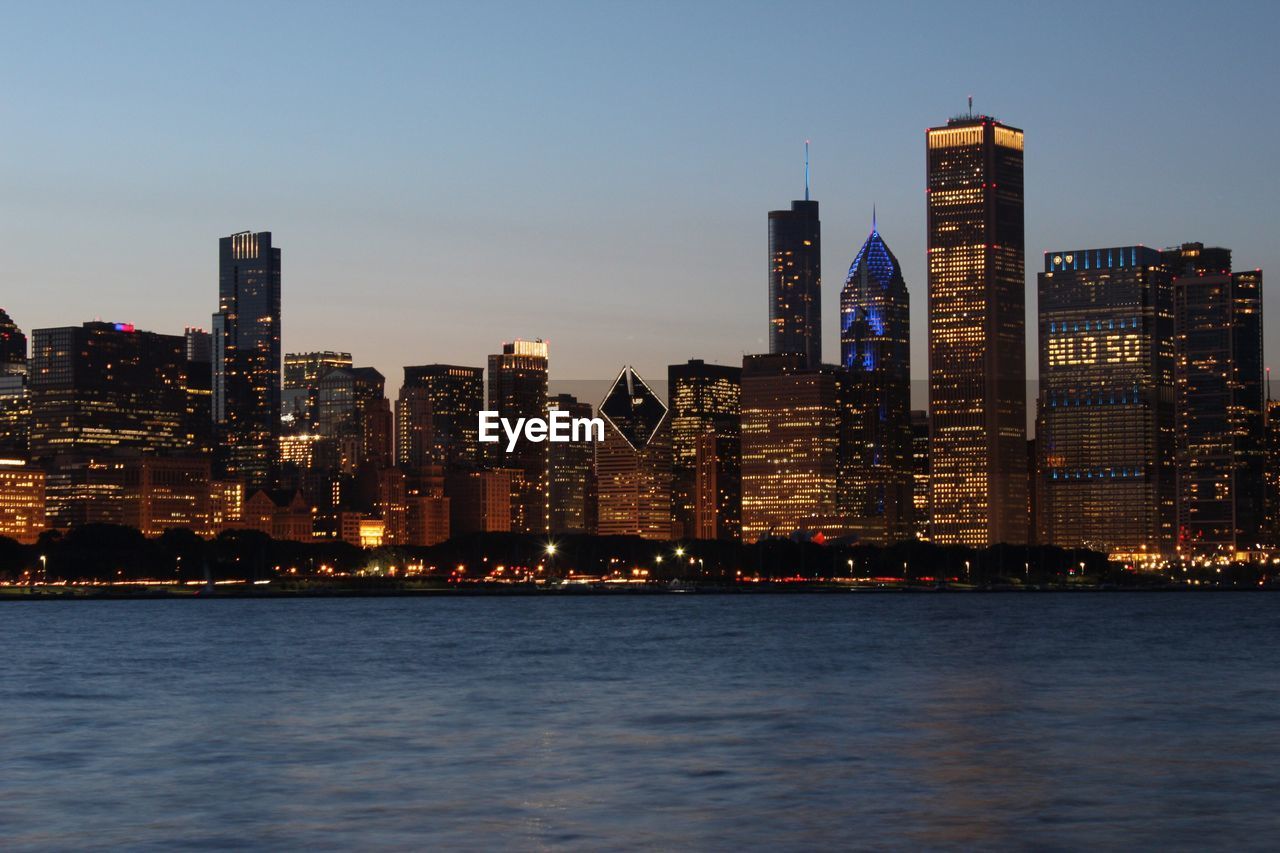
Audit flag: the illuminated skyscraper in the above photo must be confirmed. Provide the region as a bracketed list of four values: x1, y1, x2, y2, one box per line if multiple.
[668, 359, 740, 540]
[547, 393, 595, 534]
[1036, 247, 1174, 559]
[488, 339, 549, 533]
[213, 231, 281, 488]
[926, 113, 1027, 545]
[29, 322, 189, 461]
[395, 364, 484, 471]
[768, 151, 821, 368]
[283, 351, 352, 429]
[596, 366, 671, 539]
[317, 367, 392, 472]
[1173, 260, 1264, 560]
[740, 353, 848, 542]
[840, 217, 913, 544]
[0, 309, 27, 376]
[0, 309, 29, 456]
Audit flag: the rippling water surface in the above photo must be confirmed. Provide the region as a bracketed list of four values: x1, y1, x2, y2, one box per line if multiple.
[2, 593, 1278, 849]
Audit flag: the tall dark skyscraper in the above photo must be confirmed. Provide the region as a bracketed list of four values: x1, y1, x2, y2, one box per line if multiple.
[926, 113, 1027, 546]
[768, 151, 821, 369]
[547, 392, 595, 535]
[488, 339, 549, 533]
[1037, 247, 1175, 560]
[1171, 249, 1264, 560]
[668, 359, 741, 540]
[840, 216, 913, 544]
[396, 365, 484, 472]
[213, 231, 281, 488]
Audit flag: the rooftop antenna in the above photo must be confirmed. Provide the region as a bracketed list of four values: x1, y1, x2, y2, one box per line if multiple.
[968, 95, 973, 116]
[804, 140, 810, 201]
[872, 204, 877, 234]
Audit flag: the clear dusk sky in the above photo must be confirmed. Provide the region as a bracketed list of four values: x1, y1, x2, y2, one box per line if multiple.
[3, 1, 1278, 390]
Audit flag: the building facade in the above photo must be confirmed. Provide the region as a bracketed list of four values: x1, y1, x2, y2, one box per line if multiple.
[547, 392, 595, 534]
[1037, 246, 1175, 560]
[1173, 263, 1265, 560]
[668, 359, 741, 540]
[595, 367, 671, 540]
[395, 364, 484, 471]
[213, 231, 281, 488]
[740, 353, 848, 542]
[29, 322, 190, 462]
[840, 219, 913, 545]
[768, 195, 822, 369]
[487, 340, 549, 533]
[926, 114, 1027, 546]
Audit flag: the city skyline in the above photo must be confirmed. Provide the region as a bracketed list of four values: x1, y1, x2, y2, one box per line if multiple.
[4, 2, 1279, 391]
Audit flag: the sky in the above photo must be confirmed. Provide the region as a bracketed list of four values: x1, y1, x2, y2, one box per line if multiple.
[3, 0, 1279, 393]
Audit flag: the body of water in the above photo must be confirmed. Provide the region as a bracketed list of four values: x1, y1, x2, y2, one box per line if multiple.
[1, 593, 1277, 849]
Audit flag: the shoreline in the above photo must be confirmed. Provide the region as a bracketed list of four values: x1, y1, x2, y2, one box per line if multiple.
[3, 580, 1276, 600]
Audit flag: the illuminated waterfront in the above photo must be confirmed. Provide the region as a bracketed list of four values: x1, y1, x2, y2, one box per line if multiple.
[2, 595, 1278, 848]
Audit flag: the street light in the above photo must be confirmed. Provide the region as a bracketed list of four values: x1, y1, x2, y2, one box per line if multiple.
[545, 543, 557, 556]
[675, 546, 685, 558]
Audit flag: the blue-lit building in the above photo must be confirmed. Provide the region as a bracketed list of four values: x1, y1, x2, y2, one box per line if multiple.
[1036, 246, 1175, 560]
[839, 217, 913, 544]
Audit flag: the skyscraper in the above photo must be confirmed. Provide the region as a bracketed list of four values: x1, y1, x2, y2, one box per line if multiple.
[740, 353, 848, 542]
[596, 366, 671, 539]
[488, 339, 549, 533]
[29, 322, 190, 461]
[317, 366, 392, 473]
[0, 308, 27, 376]
[926, 113, 1027, 546]
[213, 230, 281, 488]
[840, 216, 913, 544]
[1037, 246, 1174, 560]
[668, 359, 741, 540]
[1173, 259, 1264, 560]
[395, 364, 484, 471]
[0, 309, 29, 456]
[768, 153, 821, 368]
[283, 351, 352, 429]
[547, 392, 595, 534]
